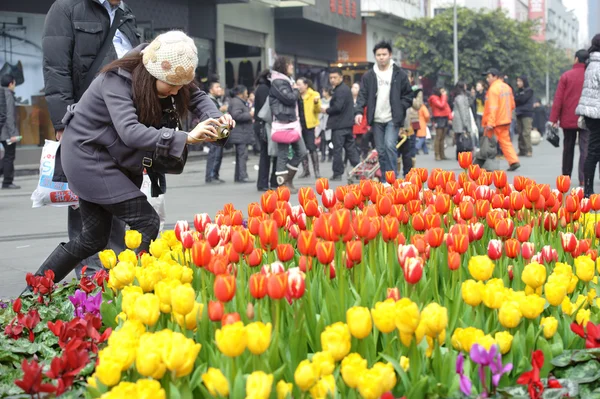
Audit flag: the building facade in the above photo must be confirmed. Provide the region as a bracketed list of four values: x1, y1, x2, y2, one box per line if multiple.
[589, 0, 600, 42]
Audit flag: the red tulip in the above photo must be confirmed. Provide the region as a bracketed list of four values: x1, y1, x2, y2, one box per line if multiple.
[457, 151, 472, 169]
[386, 287, 401, 301]
[487, 239, 503, 260]
[303, 199, 320, 218]
[231, 210, 244, 226]
[276, 244, 295, 263]
[267, 272, 288, 299]
[385, 171, 396, 184]
[258, 219, 278, 250]
[404, 257, 423, 284]
[353, 214, 371, 239]
[525, 184, 541, 203]
[508, 264, 514, 281]
[448, 233, 469, 254]
[505, 238, 521, 259]
[298, 256, 313, 273]
[315, 177, 329, 195]
[543, 212, 558, 232]
[579, 239, 591, 254]
[331, 209, 351, 238]
[287, 268, 306, 299]
[360, 179, 373, 197]
[346, 240, 363, 264]
[494, 218, 514, 239]
[298, 187, 316, 208]
[174, 220, 189, 242]
[214, 274, 236, 302]
[561, 232, 578, 253]
[276, 186, 290, 202]
[246, 248, 264, 267]
[475, 200, 491, 218]
[179, 230, 194, 250]
[191, 240, 212, 267]
[208, 300, 224, 321]
[231, 228, 251, 254]
[448, 251, 461, 271]
[516, 225, 532, 242]
[298, 230, 317, 257]
[556, 175, 571, 193]
[492, 170, 507, 189]
[377, 194, 393, 216]
[247, 202, 263, 218]
[194, 213, 211, 233]
[591, 194, 600, 211]
[425, 227, 445, 248]
[521, 242, 535, 260]
[397, 244, 419, 270]
[316, 241, 335, 265]
[321, 189, 337, 209]
[468, 222, 485, 241]
[221, 312, 241, 326]
[205, 224, 221, 248]
[541, 245, 558, 263]
[459, 201, 474, 220]
[381, 216, 399, 243]
[249, 273, 267, 299]
[581, 198, 592, 213]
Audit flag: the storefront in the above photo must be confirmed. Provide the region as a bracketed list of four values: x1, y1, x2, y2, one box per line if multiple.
[274, 0, 362, 93]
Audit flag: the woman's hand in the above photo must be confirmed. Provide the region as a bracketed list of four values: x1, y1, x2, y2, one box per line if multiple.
[186, 118, 219, 144]
[218, 114, 235, 129]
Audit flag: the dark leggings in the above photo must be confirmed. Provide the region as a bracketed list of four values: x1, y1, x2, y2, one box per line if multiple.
[584, 117, 600, 197]
[65, 197, 160, 259]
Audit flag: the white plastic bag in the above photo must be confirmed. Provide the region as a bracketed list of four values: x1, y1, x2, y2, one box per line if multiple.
[141, 172, 166, 232]
[30, 140, 79, 208]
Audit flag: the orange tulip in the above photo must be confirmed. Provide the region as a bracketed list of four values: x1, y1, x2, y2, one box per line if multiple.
[377, 194, 393, 216]
[412, 213, 426, 231]
[387, 287, 401, 301]
[424, 213, 442, 230]
[267, 272, 288, 299]
[449, 233, 469, 254]
[516, 224, 532, 243]
[494, 218, 514, 239]
[492, 170, 507, 189]
[316, 241, 335, 265]
[298, 255, 313, 273]
[360, 179, 373, 197]
[221, 312, 241, 326]
[276, 244, 295, 263]
[448, 251, 461, 271]
[556, 175, 571, 193]
[331, 209, 351, 238]
[525, 184, 541, 203]
[352, 214, 371, 239]
[434, 193, 451, 214]
[231, 228, 251, 254]
[249, 273, 267, 299]
[258, 219, 278, 251]
[208, 300, 224, 322]
[273, 209, 288, 229]
[425, 227, 444, 248]
[457, 151, 472, 169]
[260, 190, 277, 214]
[246, 247, 263, 268]
[191, 240, 212, 267]
[504, 238, 521, 259]
[303, 199, 320, 218]
[315, 177, 329, 195]
[382, 216, 400, 243]
[346, 240, 363, 264]
[276, 186, 290, 202]
[385, 171, 396, 184]
[214, 274, 236, 303]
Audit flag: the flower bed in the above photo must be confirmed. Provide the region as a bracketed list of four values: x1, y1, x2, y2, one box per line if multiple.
[2, 154, 600, 399]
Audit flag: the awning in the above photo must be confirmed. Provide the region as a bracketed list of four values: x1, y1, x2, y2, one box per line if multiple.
[255, 0, 315, 7]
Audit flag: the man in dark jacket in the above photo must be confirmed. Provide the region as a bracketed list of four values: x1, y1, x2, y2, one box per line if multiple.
[355, 41, 413, 177]
[42, 0, 140, 277]
[325, 68, 360, 180]
[550, 49, 589, 186]
[205, 80, 227, 184]
[514, 75, 534, 157]
[0, 75, 20, 189]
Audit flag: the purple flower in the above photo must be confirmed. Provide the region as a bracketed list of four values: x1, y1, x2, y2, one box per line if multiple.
[456, 353, 473, 396]
[68, 289, 102, 319]
[490, 353, 513, 387]
[470, 343, 498, 366]
[0, 301, 7, 309]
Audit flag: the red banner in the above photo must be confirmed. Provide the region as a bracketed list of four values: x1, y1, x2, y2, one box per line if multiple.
[529, 0, 545, 41]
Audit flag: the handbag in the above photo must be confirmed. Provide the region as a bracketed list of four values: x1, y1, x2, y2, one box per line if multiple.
[456, 132, 474, 152]
[271, 103, 302, 144]
[469, 109, 478, 135]
[145, 99, 188, 176]
[545, 123, 560, 148]
[476, 131, 498, 160]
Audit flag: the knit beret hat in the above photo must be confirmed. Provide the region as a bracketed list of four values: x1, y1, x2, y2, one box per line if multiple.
[141, 31, 198, 86]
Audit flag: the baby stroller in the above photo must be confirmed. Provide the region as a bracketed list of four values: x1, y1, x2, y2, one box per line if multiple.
[347, 149, 382, 184]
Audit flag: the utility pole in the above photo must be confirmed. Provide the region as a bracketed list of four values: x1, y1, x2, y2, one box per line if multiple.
[453, 0, 459, 84]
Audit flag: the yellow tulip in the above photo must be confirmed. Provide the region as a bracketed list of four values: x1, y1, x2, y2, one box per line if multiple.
[456, 327, 485, 352]
[294, 360, 318, 391]
[576, 308, 591, 327]
[372, 362, 397, 393]
[494, 331, 513, 355]
[132, 293, 160, 327]
[482, 279, 506, 309]
[118, 249, 138, 265]
[136, 340, 166, 380]
[588, 289, 597, 305]
[276, 380, 293, 399]
[575, 255, 595, 282]
[161, 331, 201, 377]
[125, 230, 142, 250]
[394, 298, 420, 334]
[246, 371, 273, 399]
[567, 275, 579, 294]
[561, 297, 574, 315]
[474, 334, 496, 351]
[461, 279, 484, 307]
[311, 351, 335, 377]
[498, 301, 522, 329]
[136, 379, 166, 399]
[468, 255, 495, 281]
[216, 321, 247, 357]
[521, 262, 547, 289]
[140, 253, 155, 268]
[554, 262, 573, 277]
[370, 299, 396, 333]
[161, 230, 179, 248]
[545, 280, 568, 306]
[357, 368, 384, 399]
[346, 306, 372, 339]
[95, 358, 122, 386]
[420, 302, 448, 338]
[519, 295, 546, 320]
[540, 316, 558, 339]
[136, 264, 163, 293]
[154, 279, 181, 313]
[525, 285, 543, 296]
[341, 353, 367, 389]
[103, 381, 138, 397]
[309, 375, 335, 399]
[173, 302, 204, 331]
[575, 294, 588, 310]
[320, 322, 351, 361]
[99, 249, 117, 269]
[202, 368, 230, 398]
[181, 266, 194, 284]
[150, 239, 170, 258]
[245, 322, 272, 355]
[109, 261, 136, 289]
[400, 356, 410, 372]
[170, 284, 196, 315]
[121, 285, 143, 319]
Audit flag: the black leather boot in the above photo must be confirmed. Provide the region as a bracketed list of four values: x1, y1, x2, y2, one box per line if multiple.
[311, 152, 320, 179]
[33, 243, 81, 284]
[299, 156, 310, 178]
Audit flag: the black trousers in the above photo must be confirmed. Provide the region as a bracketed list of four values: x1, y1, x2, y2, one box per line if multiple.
[331, 128, 360, 177]
[257, 137, 278, 190]
[0, 140, 16, 186]
[584, 117, 600, 197]
[303, 128, 317, 153]
[234, 144, 249, 182]
[563, 128, 589, 184]
[205, 143, 223, 182]
[65, 197, 159, 261]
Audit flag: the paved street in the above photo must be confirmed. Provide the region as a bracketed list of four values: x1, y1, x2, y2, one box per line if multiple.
[0, 139, 587, 299]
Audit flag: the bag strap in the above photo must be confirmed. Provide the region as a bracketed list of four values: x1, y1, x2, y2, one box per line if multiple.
[81, 8, 124, 93]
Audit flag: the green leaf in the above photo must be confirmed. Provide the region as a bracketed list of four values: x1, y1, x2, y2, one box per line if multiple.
[190, 365, 204, 390]
[100, 302, 118, 329]
[169, 382, 182, 399]
[405, 376, 428, 399]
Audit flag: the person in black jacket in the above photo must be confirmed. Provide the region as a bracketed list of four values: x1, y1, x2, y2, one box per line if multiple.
[42, 0, 141, 278]
[515, 75, 534, 157]
[205, 80, 227, 184]
[355, 41, 413, 177]
[228, 85, 255, 183]
[0, 75, 20, 189]
[254, 70, 277, 192]
[325, 68, 360, 180]
[269, 56, 307, 193]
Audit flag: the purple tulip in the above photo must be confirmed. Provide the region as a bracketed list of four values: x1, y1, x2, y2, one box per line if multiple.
[456, 353, 473, 396]
[469, 343, 498, 366]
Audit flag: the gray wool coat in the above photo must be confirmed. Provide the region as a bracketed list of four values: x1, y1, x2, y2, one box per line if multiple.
[577, 52, 600, 120]
[452, 93, 472, 134]
[228, 96, 254, 145]
[59, 67, 221, 204]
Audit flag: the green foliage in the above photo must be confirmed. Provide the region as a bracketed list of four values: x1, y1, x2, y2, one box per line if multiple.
[397, 8, 573, 101]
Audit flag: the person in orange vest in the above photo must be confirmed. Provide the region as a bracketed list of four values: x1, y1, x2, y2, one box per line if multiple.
[482, 68, 520, 171]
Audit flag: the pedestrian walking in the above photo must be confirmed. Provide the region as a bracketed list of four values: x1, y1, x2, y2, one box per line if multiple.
[398, 87, 423, 175]
[29, 31, 230, 286]
[205, 80, 228, 184]
[228, 85, 255, 183]
[354, 41, 413, 177]
[514, 75, 534, 157]
[429, 87, 452, 161]
[481, 68, 519, 171]
[326, 68, 360, 180]
[269, 56, 307, 193]
[297, 77, 321, 179]
[415, 99, 431, 155]
[550, 49, 589, 187]
[452, 81, 474, 158]
[254, 70, 278, 192]
[577, 35, 600, 197]
[42, 0, 141, 278]
[352, 83, 371, 159]
[473, 81, 486, 137]
[0, 75, 20, 189]
[318, 88, 333, 162]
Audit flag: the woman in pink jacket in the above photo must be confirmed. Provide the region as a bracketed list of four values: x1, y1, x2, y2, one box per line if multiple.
[429, 87, 452, 161]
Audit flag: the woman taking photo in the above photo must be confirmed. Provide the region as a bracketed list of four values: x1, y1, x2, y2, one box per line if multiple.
[269, 56, 307, 193]
[297, 77, 321, 179]
[429, 87, 452, 161]
[228, 84, 254, 183]
[29, 31, 232, 285]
